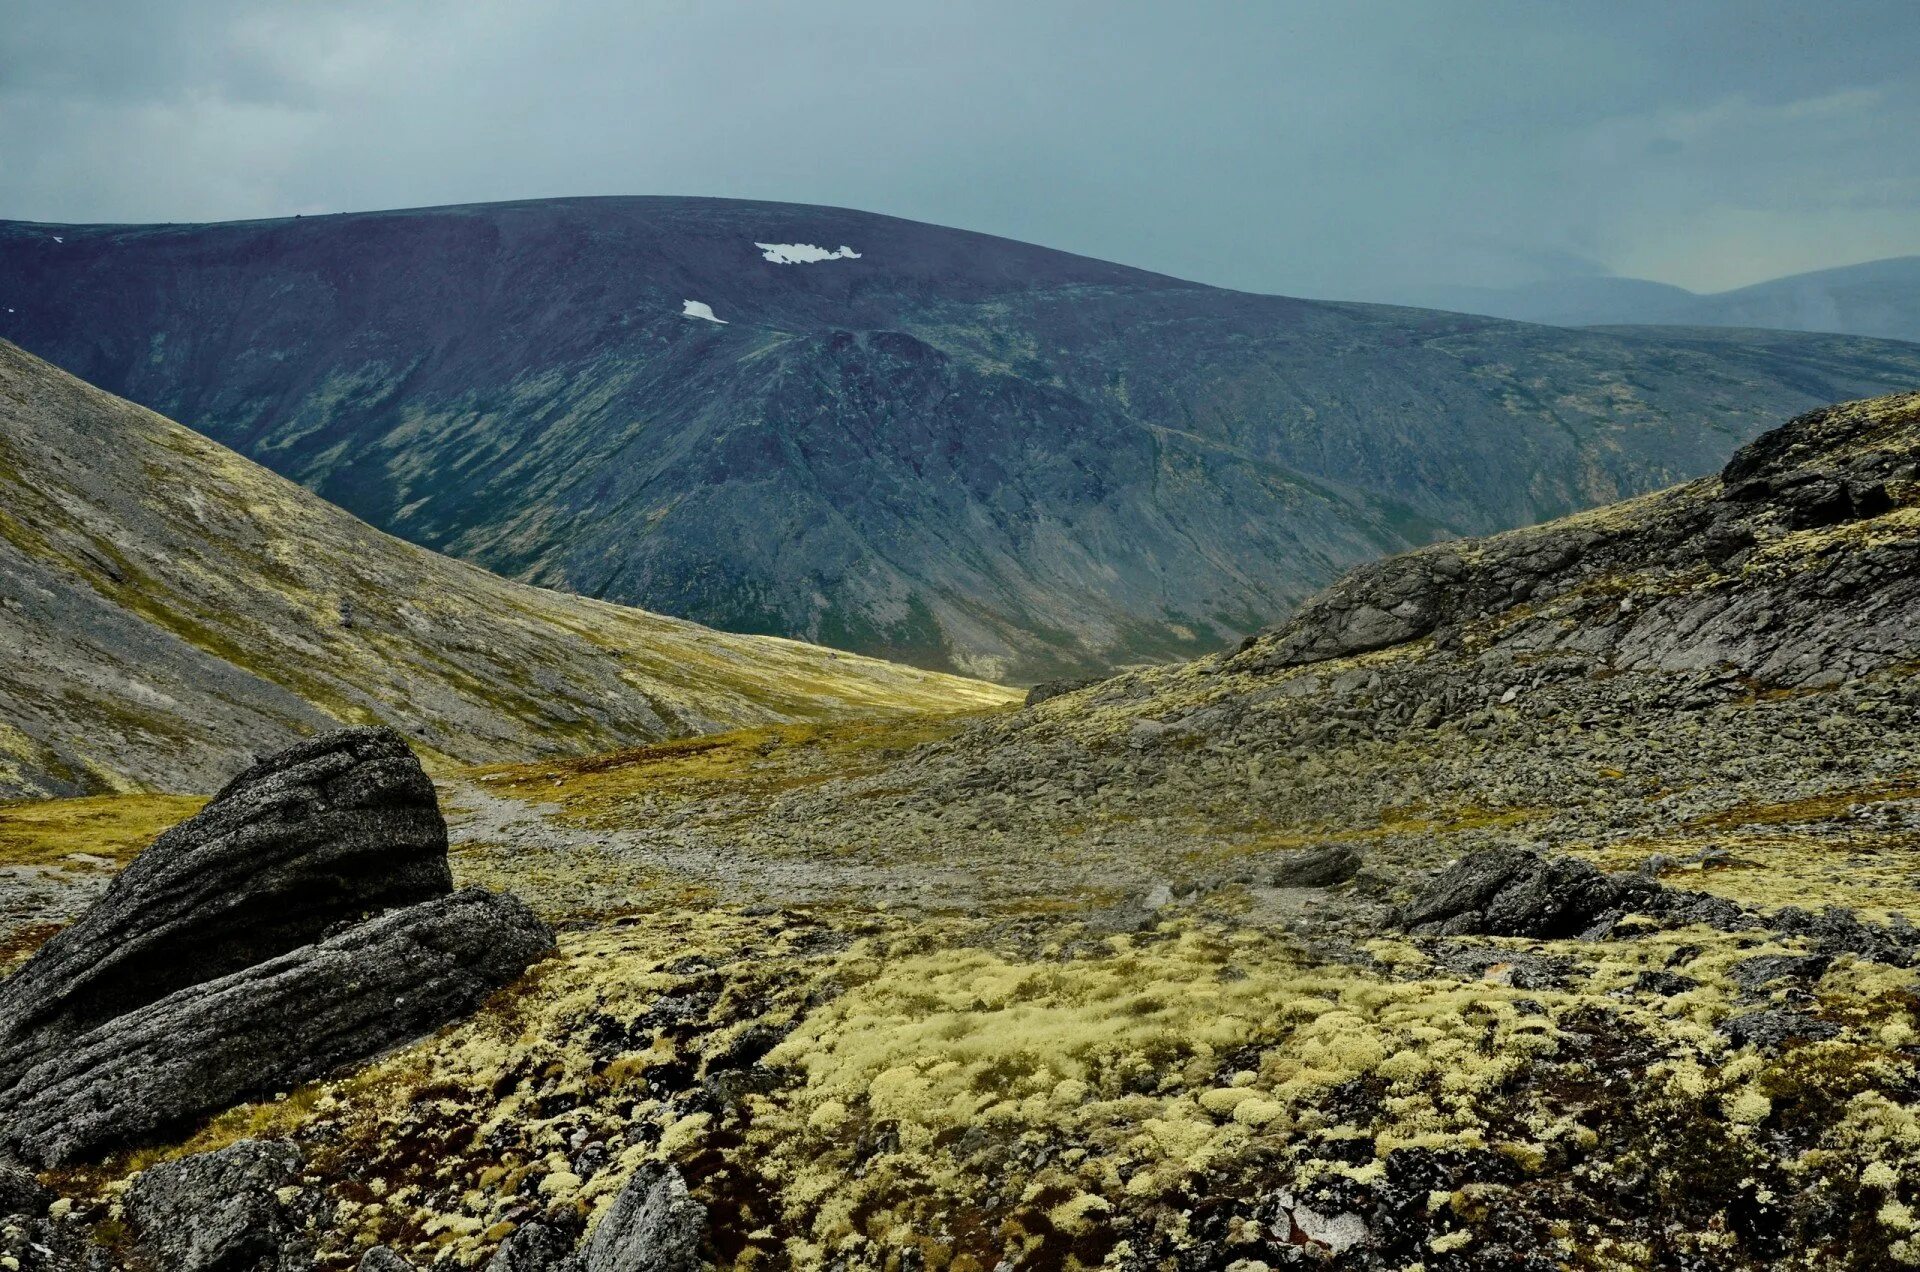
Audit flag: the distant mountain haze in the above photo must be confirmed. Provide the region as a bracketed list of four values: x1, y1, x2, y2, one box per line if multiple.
[1404, 257, 1920, 344]
[4, 197, 1920, 681]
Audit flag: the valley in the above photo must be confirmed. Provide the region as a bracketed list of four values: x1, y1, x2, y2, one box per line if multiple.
[7, 200, 1920, 678]
[0, 339, 1012, 799]
[6, 389, 1920, 1269]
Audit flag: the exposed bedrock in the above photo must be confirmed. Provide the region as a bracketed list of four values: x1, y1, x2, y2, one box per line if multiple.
[0, 888, 550, 1166]
[0, 727, 450, 1091]
[0, 727, 552, 1167]
[1234, 391, 1920, 685]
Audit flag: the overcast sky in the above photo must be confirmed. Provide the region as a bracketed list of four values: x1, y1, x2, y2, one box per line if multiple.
[3, 0, 1916, 300]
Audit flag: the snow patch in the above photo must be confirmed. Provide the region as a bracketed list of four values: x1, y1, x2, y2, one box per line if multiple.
[50, 236, 63, 244]
[681, 300, 727, 324]
[755, 242, 861, 265]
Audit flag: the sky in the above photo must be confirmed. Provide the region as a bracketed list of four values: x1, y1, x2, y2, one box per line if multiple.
[2, 0, 1916, 301]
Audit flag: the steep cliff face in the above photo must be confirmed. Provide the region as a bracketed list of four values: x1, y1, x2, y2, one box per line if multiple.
[6, 198, 1919, 678]
[0, 341, 1012, 798]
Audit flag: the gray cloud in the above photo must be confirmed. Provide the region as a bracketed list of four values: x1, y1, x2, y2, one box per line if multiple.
[2, 0, 1915, 298]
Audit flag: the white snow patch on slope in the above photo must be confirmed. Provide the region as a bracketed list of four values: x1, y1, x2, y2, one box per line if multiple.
[681, 300, 727, 324]
[755, 242, 861, 265]
[51, 236, 63, 244]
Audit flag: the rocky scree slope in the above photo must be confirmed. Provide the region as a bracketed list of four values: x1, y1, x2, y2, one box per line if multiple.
[7, 199, 1920, 678]
[175, 388, 1920, 1271]
[0, 339, 1013, 799]
[13, 394, 1920, 1269]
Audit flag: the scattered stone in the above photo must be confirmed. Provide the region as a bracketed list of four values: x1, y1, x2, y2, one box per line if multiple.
[1721, 1009, 1842, 1051]
[582, 1163, 706, 1272]
[1632, 970, 1701, 997]
[1432, 943, 1579, 990]
[484, 1223, 579, 1272]
[123, 1139, 324, 1272]
[358, 1249, 414, 1272]
[0, 1160, 49, 1218]
[1024, 677, 1103, 708]
[1729, 953, 1832, 994]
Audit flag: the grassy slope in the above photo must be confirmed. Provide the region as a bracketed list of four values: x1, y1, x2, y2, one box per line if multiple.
[0, 339, 1015, 797]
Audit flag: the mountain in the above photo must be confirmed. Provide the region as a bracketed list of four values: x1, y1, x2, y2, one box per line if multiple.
[4, 199, 1920, 681]
[1406, 256, 1920, 343]
[0, 340, 1013, 799]
[15, 390, 1920, 1267]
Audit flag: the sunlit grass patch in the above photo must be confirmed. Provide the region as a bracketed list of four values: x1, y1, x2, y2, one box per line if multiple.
[0, 792, 205, 868]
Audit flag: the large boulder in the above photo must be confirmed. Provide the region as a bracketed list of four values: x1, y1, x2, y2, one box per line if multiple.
[0, 727, 449, 1091]
[1395, 849, 1630, 939]
[123, 1139, 324, 1272]
[0, 889, 551, 1166]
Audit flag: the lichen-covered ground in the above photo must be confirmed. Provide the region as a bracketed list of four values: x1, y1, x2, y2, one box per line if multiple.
[14, 655, 1920, 1271]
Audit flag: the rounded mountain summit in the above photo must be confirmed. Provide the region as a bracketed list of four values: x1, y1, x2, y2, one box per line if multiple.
[4, 196, 1918, 681]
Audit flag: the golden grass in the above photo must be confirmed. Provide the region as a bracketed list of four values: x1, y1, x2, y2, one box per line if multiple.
[0, 793, 204, 868]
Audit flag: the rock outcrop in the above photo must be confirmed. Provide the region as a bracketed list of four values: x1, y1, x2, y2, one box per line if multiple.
[1, 888, 551, 1166]
[582, 1163, 707, 1272]
[0, 728, 449, 1092]
[123, 1139, 326, 1272]
[1394, 848, 1755, 939]
[1235, 391, 1920, 687]
[0, 728, 553, 1166]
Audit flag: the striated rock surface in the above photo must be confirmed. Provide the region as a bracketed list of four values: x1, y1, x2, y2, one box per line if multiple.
[0, 888, 550, 1166]
[0, 729, 553, 1167]
[583, 1163, 707, 1272]
[0, 727, 449, 1092]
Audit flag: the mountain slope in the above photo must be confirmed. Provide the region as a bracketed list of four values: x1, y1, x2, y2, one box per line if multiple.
[1407, 256, 1920, 343]
[4, 198, 1920, 679]
[20, 391, 1920, 1268]
[0, 340, 1013, 799]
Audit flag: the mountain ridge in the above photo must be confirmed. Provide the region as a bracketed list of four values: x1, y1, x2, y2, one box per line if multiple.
[6, 197, 1920, 679]
[1403, 255, 1920, 344]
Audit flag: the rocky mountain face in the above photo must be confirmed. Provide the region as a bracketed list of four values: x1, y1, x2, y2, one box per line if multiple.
[6, 199, 1920, 680]
[0, 340, 1013, 798]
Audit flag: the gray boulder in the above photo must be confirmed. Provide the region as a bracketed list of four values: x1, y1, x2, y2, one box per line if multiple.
[358, 1249, 416, 1272]
[485, 1222, 580, 1272]
[1721, 1009, 1842, 1051]
[583, 1163, 705, 1272]
[1024, 677, 1104, 708]
[0, 1159, 49, 1217]
[0, 889, 551, 1166]
[1274, 844, 1364, 888]
[123, 1139, 324, 1272]
[1395, 848, 1753, 940]
[1396, 849, 1627, 939]
[0, 727, 449, 1091]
